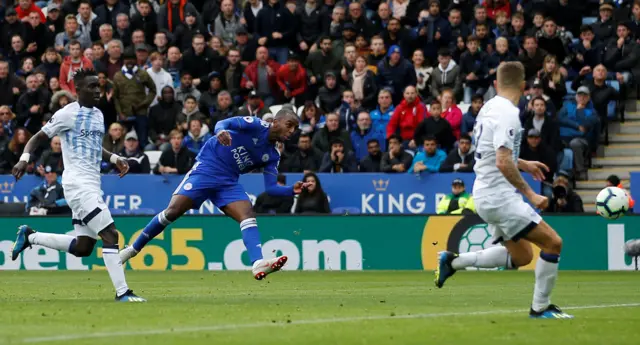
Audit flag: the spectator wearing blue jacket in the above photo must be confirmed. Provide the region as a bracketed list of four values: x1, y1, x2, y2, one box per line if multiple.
[460, 35, 489, 104]
[408, 135, 447, 174]
[377, 45, 418, 105]
[414, 2, 451, 62]
[350, 111, 385, 162]
[557, 87, 600, 181]
[461, 94, 483, 138]
[369, 89, 395, 136]
[182, 118, 212, 154]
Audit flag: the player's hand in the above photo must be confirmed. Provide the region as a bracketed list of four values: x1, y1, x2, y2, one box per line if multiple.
[293, 181, 311, 194]
[12, 161, 28, 181]
[522, 160, 549, 181]
[217, 130, 232, 146]
[115, 157, 130, 178]
[529, 193, 549, 210]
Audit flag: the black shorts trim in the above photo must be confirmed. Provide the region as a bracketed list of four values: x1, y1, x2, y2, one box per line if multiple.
[72, 219, 83, 226]
[82, 207, 102, 225]
[511, 221, 538, 242]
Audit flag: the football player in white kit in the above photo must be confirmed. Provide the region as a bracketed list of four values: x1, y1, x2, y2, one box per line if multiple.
[10, 69, 145, 302]
[434, 62, 573, 319]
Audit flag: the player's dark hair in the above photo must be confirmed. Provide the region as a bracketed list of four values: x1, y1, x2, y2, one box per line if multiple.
[459, 133, 472, 142]
[274, 108, 298, 123]
[73, 68, 97, 84]
[277, 174, 286, 184]
[607, 175, 621, 186]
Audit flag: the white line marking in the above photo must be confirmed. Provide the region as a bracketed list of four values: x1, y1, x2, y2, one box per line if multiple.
[20, 303, 640, 343]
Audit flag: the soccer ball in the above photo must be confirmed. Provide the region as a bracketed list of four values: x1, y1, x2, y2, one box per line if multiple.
[596, 187, 629, 220]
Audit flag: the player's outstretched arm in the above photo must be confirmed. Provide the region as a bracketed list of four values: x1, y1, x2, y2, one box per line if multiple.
[262, 171, 296, 196]
[496, 147, 547, 209]
[12, 131, 49, 180]
[102, 148, 130, 178]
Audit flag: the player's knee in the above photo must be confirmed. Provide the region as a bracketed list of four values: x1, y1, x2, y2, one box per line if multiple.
[164, 206, 185, 221]
[99, 225, 119, 246]
[547, 235, 563, 255]
[73, 242, 95, 257]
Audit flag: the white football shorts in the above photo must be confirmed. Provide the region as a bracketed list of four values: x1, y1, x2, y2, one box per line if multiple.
[475, 191, 542, 243]
[64, 187, 114, 239]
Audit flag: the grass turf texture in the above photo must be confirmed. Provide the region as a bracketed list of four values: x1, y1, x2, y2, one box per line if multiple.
[1, 271, 639, 345]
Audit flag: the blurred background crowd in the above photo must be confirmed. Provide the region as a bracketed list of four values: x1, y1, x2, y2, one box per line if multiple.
[0, 0, 638, 215]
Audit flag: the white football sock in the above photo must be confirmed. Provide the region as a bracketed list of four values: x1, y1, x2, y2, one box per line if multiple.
[532, 255, 559, 312]
[28, 232, 75, 252]
[451, 246, 512, 269]
[102, 246, 129, 296]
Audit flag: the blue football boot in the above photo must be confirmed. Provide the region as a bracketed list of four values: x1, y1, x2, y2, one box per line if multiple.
[529, 304, 574, 319]
[435, 251, 457, 288]
[11, 225, 35, 261]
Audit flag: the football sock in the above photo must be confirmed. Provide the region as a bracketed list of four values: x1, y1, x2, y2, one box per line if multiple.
[28, 232, 76, 253]
[532, 252, 560, 312]
[451, 246, 514, 269]
[102, 244, 129, 296]
[133, 211, 172, 252]
[240, 218, 263, 264]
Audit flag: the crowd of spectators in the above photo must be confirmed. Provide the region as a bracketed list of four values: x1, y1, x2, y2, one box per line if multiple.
[0, 0, 635, 195]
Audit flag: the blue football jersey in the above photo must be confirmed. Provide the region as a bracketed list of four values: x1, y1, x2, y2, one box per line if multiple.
[197, 116, 281, 183]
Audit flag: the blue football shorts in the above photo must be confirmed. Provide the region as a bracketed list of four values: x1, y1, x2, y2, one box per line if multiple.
[173, 162, 250, 209]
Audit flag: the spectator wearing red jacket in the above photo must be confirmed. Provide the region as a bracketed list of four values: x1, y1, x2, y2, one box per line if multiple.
[241, 46, 280, 107]
[59, 40, 94, 96]
[482, 0, 511, 21]
[15, 0, 46, 23]
[276, 51, 307, 107]
[440, 89, 463, 139]
[387, 85, 428, 146]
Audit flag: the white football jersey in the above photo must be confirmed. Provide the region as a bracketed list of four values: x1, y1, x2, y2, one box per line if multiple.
[472, 96, 523, 198]
[41, 102, 104, 192]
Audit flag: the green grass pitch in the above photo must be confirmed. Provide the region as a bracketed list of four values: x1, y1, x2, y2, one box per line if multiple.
[1, 271, 640, 345]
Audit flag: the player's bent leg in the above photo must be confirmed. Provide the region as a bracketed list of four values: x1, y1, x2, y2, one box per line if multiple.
[523, 221, 572, 319]
[11, 225, 85, 260]
[435, 244, 521, 289]
[71, 236, 97, 257]
[222, 200, 288, 280]
[502, 239, 534, 268]
[121, 195, 193, 263]
[99, 224, 145, 302]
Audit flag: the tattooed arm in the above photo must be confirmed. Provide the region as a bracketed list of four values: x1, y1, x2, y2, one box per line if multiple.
[498, 148, 548, 209]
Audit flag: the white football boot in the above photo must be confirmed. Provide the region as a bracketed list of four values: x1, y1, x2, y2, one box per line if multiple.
[252, 255, 288, 280]
[119, 246, 138, 264]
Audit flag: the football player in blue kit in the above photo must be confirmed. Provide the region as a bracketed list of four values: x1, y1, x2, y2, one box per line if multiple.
[120, 109, 309, 280]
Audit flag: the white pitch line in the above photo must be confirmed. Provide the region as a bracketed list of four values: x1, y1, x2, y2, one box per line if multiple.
[20, 302, 640, 343]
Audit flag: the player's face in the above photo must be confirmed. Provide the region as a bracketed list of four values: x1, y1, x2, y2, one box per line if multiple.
[272, 118, 298, 141]
[77, 76, 101, 106]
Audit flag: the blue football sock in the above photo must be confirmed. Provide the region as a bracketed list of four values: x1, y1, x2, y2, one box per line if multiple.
[133, 211, 172, 251]
[240, 218, 263, 264]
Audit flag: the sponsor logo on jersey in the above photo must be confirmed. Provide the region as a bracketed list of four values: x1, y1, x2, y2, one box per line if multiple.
[184, 183, 193, 191]
[231, 145, 254, 170]
[79, 129, 104, 138]
[243, 116, 254, 123]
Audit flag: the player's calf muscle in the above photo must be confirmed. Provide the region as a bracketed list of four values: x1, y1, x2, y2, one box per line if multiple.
[73, 236, 96, 257]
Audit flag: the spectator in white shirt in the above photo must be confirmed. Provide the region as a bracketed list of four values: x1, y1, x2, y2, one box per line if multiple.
[146, 52, 174, 107]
